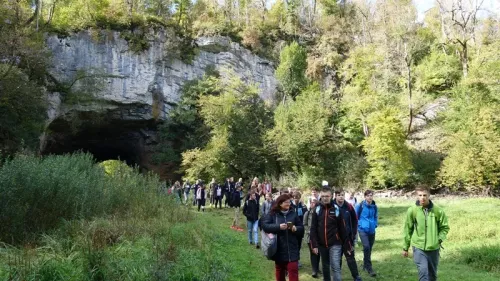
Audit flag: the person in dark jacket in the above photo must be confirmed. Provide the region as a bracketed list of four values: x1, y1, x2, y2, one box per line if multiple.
[334, 189, 362, 281]
[355, 190, 378, 277]
[243, 191, 260, 248]
[262, 194, 304, 281]
[224, 177, 234, 208]
[230, 184, 243, 231]
[192, 179, 200, 206]
[214, 183, 223, 209]
[310, 188, 357, 281]
[196, 183, 206, 212]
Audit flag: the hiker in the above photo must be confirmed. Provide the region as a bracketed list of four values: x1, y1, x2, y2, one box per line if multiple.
[172, 181, 182, 203]
[193, 179, 200, 206]
[263, 178, 272, 195]
[209, 178, 217, 207]
[355, 190, 378, 277]
[304, 197, 321, 278]
[214, 183, 223, 209]
[223, 178, 232, 208]
[306, 187, 320, 209]
[182, 179, 191, 205]
[345, 190, 358, 243]
[310, 188, 355, 281]
[261, 194, 304, 281]
[402, 187, 450, 281]
[346, 191, 357, 206]
[261, 193, 274, 218]
[243, 191, 260, 248]
[334, 189, 362, 281]
[196, 183, 206, 212]
[230, 184, 243, 231]
[290, 191, 307, 267]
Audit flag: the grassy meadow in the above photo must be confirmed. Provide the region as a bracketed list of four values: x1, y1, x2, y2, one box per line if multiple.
[0, 155, 499, 281]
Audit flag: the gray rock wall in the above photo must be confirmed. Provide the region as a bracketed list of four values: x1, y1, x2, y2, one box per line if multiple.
[46, 31, 278, 122]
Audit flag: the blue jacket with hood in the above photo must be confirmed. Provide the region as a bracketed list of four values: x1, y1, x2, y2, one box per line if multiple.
[355, 200, 378, 235]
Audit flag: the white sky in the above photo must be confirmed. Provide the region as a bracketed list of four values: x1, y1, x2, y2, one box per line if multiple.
[415, 0, 499, 21]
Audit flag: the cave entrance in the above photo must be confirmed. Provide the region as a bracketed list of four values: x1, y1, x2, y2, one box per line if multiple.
[41, 114, 156, 169]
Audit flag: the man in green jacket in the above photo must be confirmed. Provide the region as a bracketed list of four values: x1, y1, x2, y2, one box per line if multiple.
[402, 187, 450, 281]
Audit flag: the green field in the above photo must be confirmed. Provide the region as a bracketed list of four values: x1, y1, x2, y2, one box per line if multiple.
[1, 197, 499, 280]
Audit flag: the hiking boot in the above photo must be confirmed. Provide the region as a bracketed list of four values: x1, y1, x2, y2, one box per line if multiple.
[311, 273, 318, 278]
[364, 267, 376, 277]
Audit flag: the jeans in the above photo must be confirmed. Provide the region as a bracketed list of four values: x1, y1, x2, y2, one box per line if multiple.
[247, 220, 259, 244]
[318, 244, 342, 281]
[275, 260, 298, 281]
[413, 247, 440, 281]
[359, 231, 375, 270]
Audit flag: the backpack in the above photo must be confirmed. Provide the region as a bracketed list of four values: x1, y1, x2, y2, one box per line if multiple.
[261, 216, 278, 259]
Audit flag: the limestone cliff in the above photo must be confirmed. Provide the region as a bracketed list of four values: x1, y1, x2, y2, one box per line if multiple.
[42, 31, 277, 173]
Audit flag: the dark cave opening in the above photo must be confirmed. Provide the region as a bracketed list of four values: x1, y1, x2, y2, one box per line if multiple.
[41, 116, 155, 168]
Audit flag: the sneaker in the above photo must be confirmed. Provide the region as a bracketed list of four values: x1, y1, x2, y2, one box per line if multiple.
[311, 273, 318, 278]
[250, 242, 254, 245]
[354, 277, 363, 281]
[256, 244, 260, 249]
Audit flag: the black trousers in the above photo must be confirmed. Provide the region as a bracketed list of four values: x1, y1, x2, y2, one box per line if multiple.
[214, 196, 222, 208]
[224, 192, 230, 206]
[308, 242, 321, 275]
[197, 198, 206, 211]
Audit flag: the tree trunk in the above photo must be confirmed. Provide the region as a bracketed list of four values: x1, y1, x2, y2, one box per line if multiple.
[406, 60, 413, 136]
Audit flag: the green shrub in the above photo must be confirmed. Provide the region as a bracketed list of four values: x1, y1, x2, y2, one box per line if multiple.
[0, 153, 165, 244]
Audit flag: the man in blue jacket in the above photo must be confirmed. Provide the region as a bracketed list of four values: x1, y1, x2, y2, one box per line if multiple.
[355, 190, 378, 277]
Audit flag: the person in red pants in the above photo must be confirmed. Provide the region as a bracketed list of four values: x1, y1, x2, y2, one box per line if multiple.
[261, 194, 304, 281]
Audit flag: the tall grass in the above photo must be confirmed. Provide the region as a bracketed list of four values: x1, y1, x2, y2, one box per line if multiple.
[0, 153, 165, 243]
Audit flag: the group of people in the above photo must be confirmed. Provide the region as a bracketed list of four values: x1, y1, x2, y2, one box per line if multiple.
[169, 178, 450, 281]
[261, 185, 449, 281]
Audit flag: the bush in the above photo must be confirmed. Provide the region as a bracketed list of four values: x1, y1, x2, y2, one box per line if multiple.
[0, 153, 164, 244]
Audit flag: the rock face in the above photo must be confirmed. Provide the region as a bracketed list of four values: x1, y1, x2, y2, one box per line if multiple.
[42, 31, 278, 174]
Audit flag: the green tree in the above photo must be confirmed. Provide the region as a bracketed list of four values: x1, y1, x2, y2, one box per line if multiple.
[275, 41, 308, 101]
[267, 83, 337, 182]
[153, 73, 220, 167]
[438, 41, 500, 191]
[0, 2, 48, 155]
[181, 73, 274, 180]
[362, 108, 413, 188]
